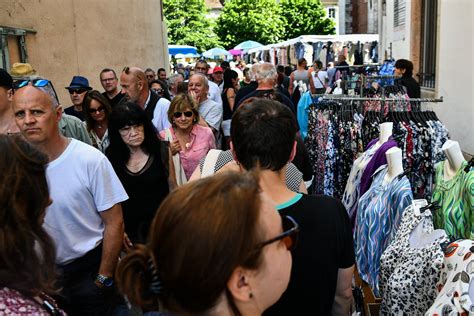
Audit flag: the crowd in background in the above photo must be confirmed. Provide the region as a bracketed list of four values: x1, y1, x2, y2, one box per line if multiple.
[0, 55, 420, 315]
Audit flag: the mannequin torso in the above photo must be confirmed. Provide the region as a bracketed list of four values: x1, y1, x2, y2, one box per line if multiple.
[441, 140, 465, 180]
[383, 147, 404, 184]
[377, 122, 393, 146]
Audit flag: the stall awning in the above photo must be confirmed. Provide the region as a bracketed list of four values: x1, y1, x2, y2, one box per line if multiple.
[168, 45, 198, 55]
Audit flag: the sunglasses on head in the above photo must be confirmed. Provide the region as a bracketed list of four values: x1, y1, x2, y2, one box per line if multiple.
[68, 88, 87, 95]
[14, 79, 50, 90]
[257, 215, 299, 251]
[173, 111, 193, 118]
[88, 106, 105, 114]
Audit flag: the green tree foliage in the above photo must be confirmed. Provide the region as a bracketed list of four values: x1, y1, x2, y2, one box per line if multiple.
[163, 0, 221, 51]
[279, 0, 336, 39]
[215, 0, 286, 49]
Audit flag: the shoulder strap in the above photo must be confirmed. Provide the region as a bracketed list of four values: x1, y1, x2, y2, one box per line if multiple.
[202, 149, 221, 178]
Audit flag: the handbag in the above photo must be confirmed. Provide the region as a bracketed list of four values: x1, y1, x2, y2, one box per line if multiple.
[164, 128, 188, 186]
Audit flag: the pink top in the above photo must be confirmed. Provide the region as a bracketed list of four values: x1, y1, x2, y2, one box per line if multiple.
[160, 125, 216, 179]
[0, 287, 66, 315]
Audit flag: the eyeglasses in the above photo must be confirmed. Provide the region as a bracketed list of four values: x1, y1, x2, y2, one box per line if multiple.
[257, 215, 299, 251]
[14, 79, 50, 90]
[173, 111, 193, 118]
[119, 124, 144, 136]
[101, 77, 116, 82]
[88, 106, 105, 114]
[152, 88, 163, 94]
[68, 88, 87, 95]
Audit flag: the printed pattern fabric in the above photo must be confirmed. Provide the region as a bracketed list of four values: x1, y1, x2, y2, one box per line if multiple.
[379, 202, 448, 315]
[426, 239, 474, 315]
[342, 141, 379, 224]
[355, 165, 414, 296]
[432, 160, 474, 240]
[305, 103, 363, 199]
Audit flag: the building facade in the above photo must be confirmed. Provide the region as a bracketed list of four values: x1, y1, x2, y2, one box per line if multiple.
[378, 0, 473, 156]
[0, 0, 169, 106]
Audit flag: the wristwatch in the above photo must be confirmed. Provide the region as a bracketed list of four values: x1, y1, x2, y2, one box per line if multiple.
[95, 274, 114, 288]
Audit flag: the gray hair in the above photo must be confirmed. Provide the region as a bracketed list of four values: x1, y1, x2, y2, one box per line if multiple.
[169, 73, 184, 86]
[190, 73, 208, 88]
[254, 63, 277, 82]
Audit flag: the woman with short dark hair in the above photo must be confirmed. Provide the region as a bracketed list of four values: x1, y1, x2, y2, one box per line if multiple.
[116, 171, 295, 315]
[107, 102, 172, 243]
[394, 58, 421, 98]
[0, 135, 64, 315]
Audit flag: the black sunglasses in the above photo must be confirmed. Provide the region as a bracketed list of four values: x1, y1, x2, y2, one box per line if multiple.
[152, 88, 163, 94]
[68, 88, 87, 95]
[88, 106, 105, 114]
[14, 79, 50, 90]
[257, 215, 299, 251]
[173, 111, 193, 118]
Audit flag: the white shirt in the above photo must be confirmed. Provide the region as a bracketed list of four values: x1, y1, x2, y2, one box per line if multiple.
[44, 139, 128, 264]
[311, 70, 329, 89]
[144, 91, 171, 133]
[207, 81, 223, 107]
[199, 98, 223, 132]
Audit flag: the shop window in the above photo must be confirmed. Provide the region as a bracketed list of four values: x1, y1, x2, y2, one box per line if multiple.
[419, 0, 437, 89]
[328, 8, 336, 19]
[394, 0, 406, 28]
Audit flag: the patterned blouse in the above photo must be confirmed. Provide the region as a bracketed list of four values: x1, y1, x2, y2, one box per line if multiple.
[0, 287, 65, 315]
[379, 201, 448, 314]
[426, 239, 474, 315]
[355, 165, 413, 296]
[432, 160, 474, 240]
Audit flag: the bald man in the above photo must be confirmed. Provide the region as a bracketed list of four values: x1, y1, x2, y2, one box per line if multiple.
[120, 66, 171, 132]
[13, 85, 128, 314]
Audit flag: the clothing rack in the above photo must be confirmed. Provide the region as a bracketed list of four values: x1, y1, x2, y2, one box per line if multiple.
[320, 95, 444, 102]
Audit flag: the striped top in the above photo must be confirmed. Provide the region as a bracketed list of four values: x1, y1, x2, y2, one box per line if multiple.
[432, 160, 474, 240]
[355, 165, 413, 296]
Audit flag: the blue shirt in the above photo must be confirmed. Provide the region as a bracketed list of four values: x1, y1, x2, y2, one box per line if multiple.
[355, 165, 413, 296]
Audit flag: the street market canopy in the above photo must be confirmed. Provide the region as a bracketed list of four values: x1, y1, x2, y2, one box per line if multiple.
[202, 47, 232, 58]
[234, 40, 263, 51]
[169, 45, 198, 56]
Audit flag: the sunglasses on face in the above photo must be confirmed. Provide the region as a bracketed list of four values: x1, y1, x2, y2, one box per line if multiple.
[68, 88, 87, 95]
[14, 79, 50, 90]
[88, 106, 105, 114]
[257, 215, 299, 251]
[146, 75, 155, 79]
[173, 111, 193, 118]
[152, 88, 163, 94]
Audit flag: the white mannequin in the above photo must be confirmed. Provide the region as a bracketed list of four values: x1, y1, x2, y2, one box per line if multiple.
[383, 147, 404, 184]
[377, 122, 393, 146]
[333, 79, 343, 95]
[442, 140, 465, 180]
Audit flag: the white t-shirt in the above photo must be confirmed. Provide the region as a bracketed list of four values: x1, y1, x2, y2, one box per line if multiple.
[199, 98, 223, 132]
[208, 81, 223, 107]
[311, 70, 329, 89]
[44, 139, 128, 264]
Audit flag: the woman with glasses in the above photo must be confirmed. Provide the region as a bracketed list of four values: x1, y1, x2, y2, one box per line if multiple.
[0, 135, 64, 315]
[107, 102, 172, 244]
[82, 90, 112, 153]
[116, 171, 295, 315]
[159, 94, 215, 184]
[149, 79, 172, 101]
[229, 99, 355, 315]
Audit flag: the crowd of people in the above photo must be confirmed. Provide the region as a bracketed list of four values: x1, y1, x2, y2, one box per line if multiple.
[0, 55, 420, 315]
